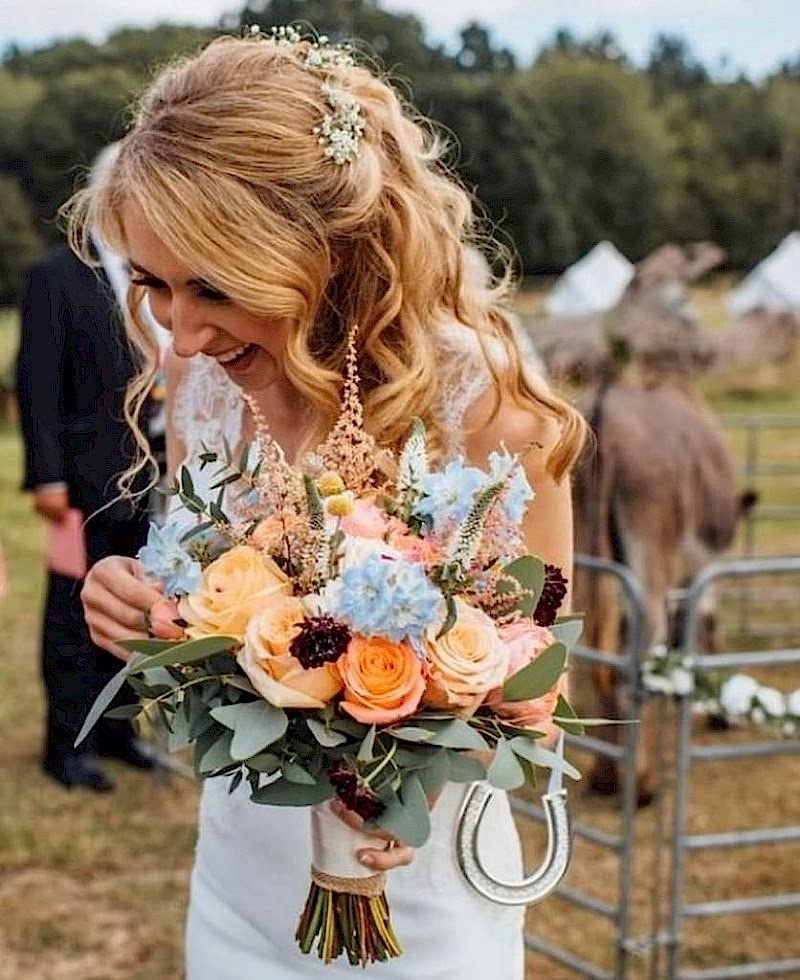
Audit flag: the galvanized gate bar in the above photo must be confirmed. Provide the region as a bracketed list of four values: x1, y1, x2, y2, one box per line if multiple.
[683, 826, 800, 849]
[521, 555, 647, 980]
[678, 960, 800, 980]
[666, 557, 800, 980]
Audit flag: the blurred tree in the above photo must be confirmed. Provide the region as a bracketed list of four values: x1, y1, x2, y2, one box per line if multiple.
[0, 174, 42, 303]
[647, 34, 708, 102]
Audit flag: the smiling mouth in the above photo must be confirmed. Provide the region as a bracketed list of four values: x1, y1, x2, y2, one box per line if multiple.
[213, 343, 259, 370]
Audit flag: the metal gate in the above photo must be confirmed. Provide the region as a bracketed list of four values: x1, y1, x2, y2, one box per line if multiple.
[518, 555, 800, 980]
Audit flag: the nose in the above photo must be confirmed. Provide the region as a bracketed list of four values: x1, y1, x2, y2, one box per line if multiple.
[167, 294, 218, 359]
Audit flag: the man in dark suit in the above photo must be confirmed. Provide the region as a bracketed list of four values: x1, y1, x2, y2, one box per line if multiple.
[17, 241, 156, 792]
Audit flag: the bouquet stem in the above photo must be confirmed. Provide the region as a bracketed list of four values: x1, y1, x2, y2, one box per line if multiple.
[295, 803, 402, 966]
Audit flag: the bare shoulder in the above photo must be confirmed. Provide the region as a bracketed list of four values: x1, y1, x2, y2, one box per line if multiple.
[462, 383, 561, 473]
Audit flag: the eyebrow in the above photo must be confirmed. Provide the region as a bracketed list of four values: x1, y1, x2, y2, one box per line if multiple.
[129, 260, 212, 290]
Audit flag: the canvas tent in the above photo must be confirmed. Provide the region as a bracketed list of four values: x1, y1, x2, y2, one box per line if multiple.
[545, 241, 634, 318]
[727, 232, 800, 317]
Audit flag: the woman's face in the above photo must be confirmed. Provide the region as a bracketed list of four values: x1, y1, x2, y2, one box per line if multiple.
[121, 201, 291, 393]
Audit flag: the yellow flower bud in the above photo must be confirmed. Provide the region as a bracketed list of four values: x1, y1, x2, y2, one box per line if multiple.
[317, 471, 346, 497]
[326, 492, 354, 517]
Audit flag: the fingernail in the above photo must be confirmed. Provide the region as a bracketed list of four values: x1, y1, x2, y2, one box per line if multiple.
[358, 851, 375, 867]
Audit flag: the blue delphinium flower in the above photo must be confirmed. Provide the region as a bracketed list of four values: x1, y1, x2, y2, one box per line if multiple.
[137, 522, 202, 597]
[331, 554, 441, 645]
[488, 449, 535, 523]
[415, 459, 485, 530]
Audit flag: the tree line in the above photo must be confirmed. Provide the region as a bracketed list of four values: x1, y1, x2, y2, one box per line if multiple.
[1, 0, 799, 303]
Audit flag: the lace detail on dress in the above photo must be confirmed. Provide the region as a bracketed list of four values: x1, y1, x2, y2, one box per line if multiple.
[434, 324, 494, 460]
[173, 355, 244, 460]
[169, 355, 245, 522]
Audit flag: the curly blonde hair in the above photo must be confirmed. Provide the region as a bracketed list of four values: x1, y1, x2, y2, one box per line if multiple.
[66, 32, 585, 492]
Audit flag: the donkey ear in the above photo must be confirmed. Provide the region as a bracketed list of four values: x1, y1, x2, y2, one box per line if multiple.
[739, 489, 759, 514]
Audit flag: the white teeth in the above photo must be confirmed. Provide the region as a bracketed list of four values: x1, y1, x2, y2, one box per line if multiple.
[215, 344, 250, 364]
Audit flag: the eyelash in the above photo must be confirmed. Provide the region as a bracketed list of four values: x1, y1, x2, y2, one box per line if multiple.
[130, 276, 228, 302]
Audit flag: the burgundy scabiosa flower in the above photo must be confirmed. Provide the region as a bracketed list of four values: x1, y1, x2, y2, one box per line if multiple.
[328, 763, 386, 820]
[534, 564, 569, 627]
[290, 616, 351, 669]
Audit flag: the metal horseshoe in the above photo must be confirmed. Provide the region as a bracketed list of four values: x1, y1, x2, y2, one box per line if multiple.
[456, 731, 571, 906]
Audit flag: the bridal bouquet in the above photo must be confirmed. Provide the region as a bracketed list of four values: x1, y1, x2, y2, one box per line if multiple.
[78, 336, 582, 968]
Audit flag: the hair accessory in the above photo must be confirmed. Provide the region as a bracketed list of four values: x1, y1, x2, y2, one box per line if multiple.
[314, 84, 365, 166]
[253, 24, 364, 165]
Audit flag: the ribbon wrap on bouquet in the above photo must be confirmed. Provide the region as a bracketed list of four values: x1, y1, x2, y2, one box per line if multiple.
[310, 801, 386, 897]
[456, 731, 572, 906]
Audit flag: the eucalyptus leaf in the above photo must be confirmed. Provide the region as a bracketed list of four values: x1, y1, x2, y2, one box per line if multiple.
[211, 701, 288, 761]
[126, 635, 239, 673]
[356, 725, 376, 762]
[552, 694, 585, 736]
[103, 704, 140, 721]
[251, 776, 332, 806]
[550, 618, 583, 652]
[246, 752, 281, 773]
[446, 750, 488, 783]
[228, 770, 244, 795]
[307, 718, 348, 748]
[421, 719, 489, 751]
[436, 595, 458, 639]
[117, 638, 181, 657]
[74, 666, 130, 746]
[487, 737, 526, 790]
[198, 730, 234, 774]
[388, 726, 435, 743]
[167, 703, 191, 752]
[498, 555, 545, 617]
[502, 642, 566, 702]
[510, 737, 581, 781]
[282, 762, 317, 786]
[375, 774, 431, 847]
[416, 749, 449, 797]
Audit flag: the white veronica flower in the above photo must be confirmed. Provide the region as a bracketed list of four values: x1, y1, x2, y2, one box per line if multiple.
[719, 674, 759, 717]
[755, 686, 786, 717]
[643, 674, 673, 695]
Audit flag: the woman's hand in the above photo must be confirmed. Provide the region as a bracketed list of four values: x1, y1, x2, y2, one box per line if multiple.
[81, 556, 164, 660]
[330, 799, 415, 872]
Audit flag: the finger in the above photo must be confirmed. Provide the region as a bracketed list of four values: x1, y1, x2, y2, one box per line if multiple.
[357, 845, 414, 871]
[330, 801, 400, 844]
[84, 610, 147, 660]
[86, 586, 153, 632]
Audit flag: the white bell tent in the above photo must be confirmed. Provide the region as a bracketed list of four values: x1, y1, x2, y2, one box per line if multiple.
[727, 232, 800, 317]
[545, 241, 634, 318]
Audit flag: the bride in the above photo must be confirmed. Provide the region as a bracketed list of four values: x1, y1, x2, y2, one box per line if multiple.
[75, 29, 585, 979]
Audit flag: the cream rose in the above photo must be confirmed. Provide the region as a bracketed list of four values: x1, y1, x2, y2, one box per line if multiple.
[238, 597, 343, 709]
[423, 600, 509, 715]
[179, 545, 291, 640]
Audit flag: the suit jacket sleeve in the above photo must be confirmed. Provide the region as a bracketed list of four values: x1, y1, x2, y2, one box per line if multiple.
[16, 263, 68, 491]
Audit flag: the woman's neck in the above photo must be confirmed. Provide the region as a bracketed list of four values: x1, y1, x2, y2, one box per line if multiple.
[246, 376, 312, 463]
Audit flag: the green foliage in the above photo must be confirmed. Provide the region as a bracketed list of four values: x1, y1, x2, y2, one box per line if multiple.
[0, 176, 42, 304]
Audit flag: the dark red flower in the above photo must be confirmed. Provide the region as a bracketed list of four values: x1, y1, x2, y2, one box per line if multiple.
[327, 763, 386, 820]
[534, 564, 569, 627]
[290, 616, 351, 669]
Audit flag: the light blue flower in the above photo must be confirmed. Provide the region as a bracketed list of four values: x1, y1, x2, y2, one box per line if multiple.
[415, 459, 485, 530]
[330, 554, 442, 644]
[137, 522, 202, 597]
[488, 450, 535, 524]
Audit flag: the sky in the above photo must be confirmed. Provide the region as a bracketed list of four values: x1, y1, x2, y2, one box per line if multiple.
[1, 0, 798, 77]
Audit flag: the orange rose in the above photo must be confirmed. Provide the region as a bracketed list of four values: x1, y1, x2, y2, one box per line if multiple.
[179, 545, 290, 640]
[486, 622, 565, 730]
[423, 600, 509, 715]
[339, 636, 425, 725]
[238, 597, 342, 709]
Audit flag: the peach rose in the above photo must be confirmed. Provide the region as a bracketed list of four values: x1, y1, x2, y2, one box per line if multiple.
[179, 545, 291, 640]
[423, 601, 509, 715]
[486, 622, 565, 728]
[339, 498, 391, 539]
[339, 635, 425, 725]
[389, 531, 441, 564]
[238, 597, 343, 709]
[148, 597, 186, 640]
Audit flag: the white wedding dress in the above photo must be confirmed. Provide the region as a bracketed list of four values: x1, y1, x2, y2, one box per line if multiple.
[174, 332, 527, 980]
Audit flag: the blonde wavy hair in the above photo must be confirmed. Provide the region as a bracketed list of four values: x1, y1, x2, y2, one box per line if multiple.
[66, 32, 585, 493]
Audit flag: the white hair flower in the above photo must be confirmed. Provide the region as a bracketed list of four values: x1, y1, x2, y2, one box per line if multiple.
[719, 673, 759, 717]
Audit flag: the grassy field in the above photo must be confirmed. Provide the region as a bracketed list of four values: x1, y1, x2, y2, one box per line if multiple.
[0, 290, 798, 979]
